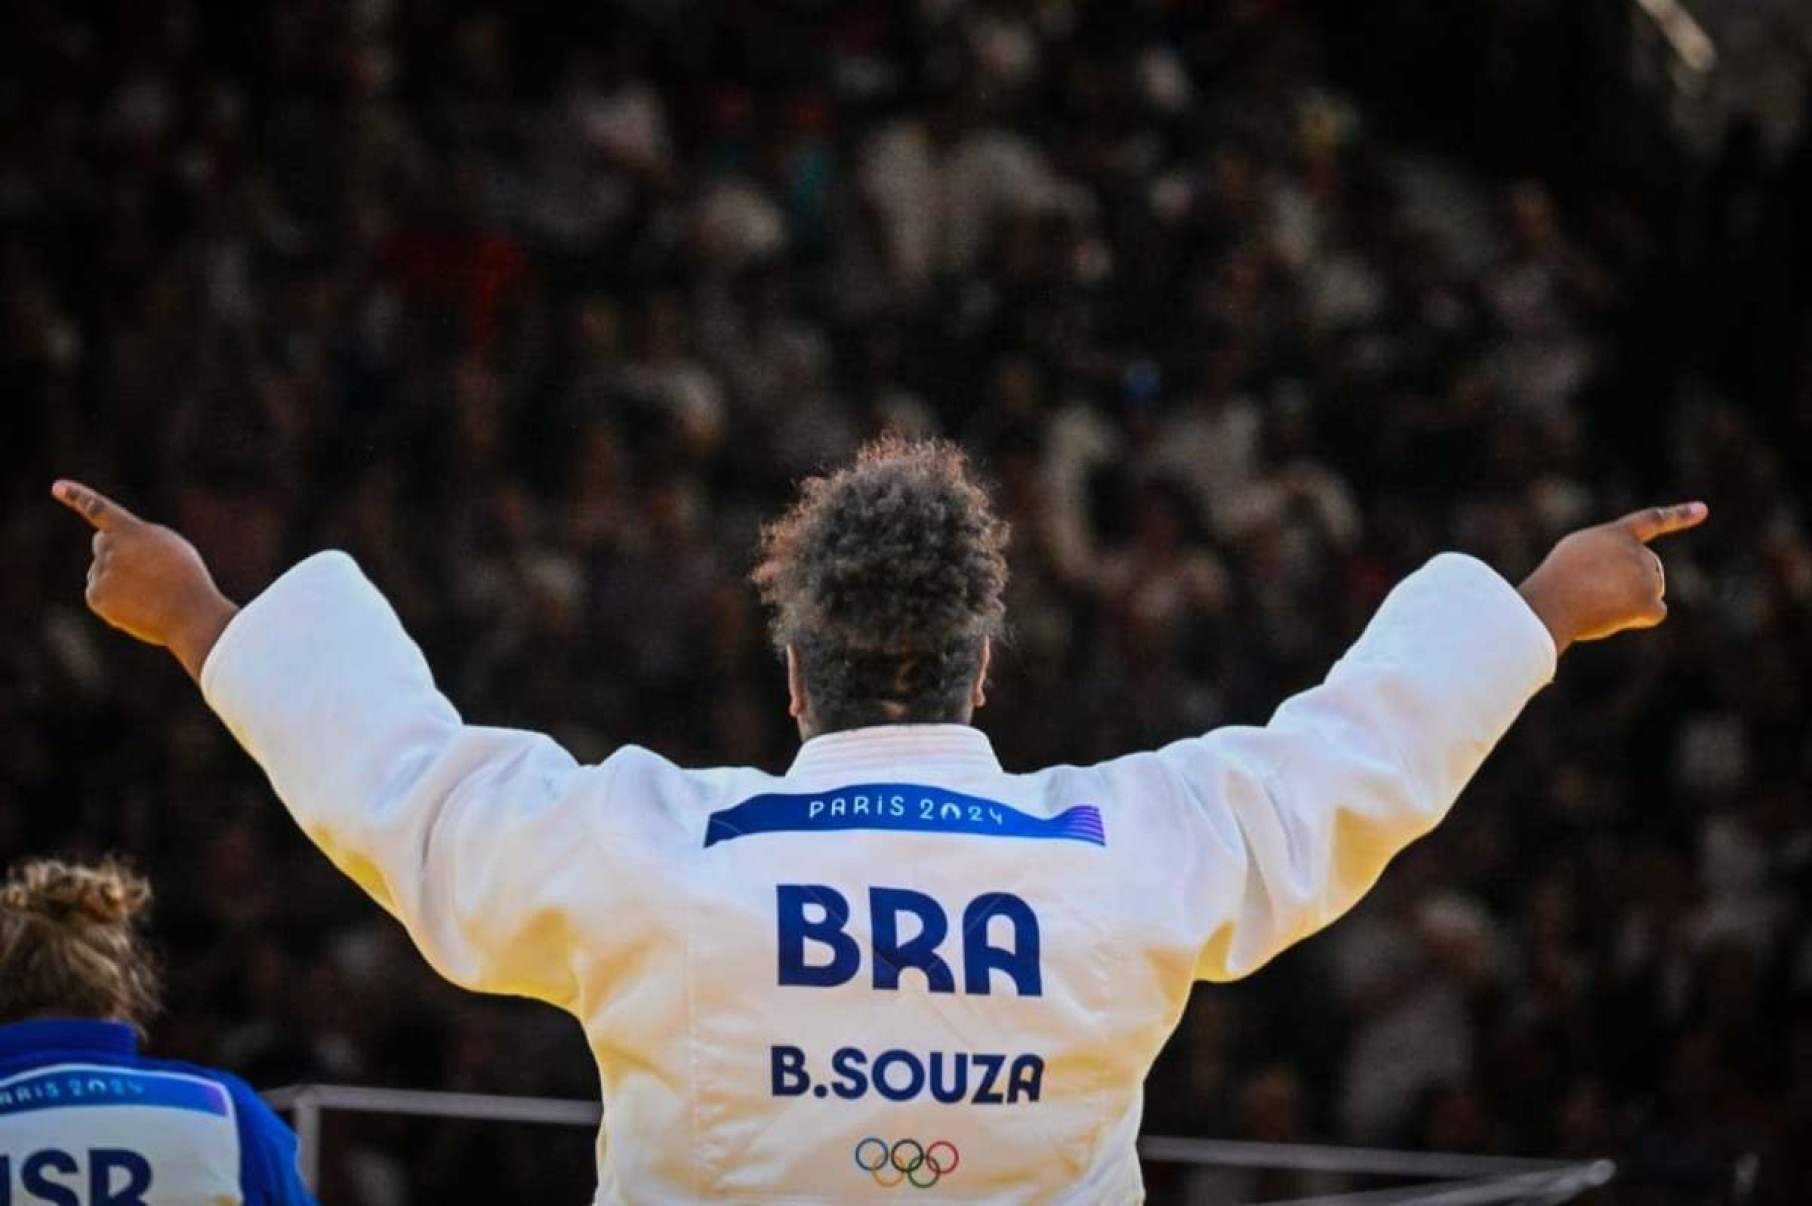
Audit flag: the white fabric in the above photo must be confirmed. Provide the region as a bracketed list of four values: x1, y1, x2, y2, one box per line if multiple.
[0, 1063, 242, 1204]
[201, 550, 1555, 1204]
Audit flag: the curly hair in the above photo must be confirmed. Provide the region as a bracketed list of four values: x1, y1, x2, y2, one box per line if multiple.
[754, 436, 1010, 733]
[0, 857, 161, 1034]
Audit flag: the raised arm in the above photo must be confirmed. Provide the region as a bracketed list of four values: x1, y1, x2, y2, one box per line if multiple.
[53, 481, 594, 1007]
[1145, 504, 1704, 982]
[53, 481, 238, 681]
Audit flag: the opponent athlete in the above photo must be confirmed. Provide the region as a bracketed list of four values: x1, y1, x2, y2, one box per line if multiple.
[52, 439, 1701, 1203]
[0, 856, 315, 1205]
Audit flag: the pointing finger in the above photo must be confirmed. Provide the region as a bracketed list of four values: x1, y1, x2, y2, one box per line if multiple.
[52, 480, 139, 533]
[1618, 502, 1708, 544]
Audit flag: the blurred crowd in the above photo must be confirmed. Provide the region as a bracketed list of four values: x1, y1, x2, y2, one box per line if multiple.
[3, 1, 1812, 1202]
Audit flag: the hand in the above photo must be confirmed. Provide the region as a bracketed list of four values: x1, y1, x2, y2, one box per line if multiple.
[1517, 503, 1708, 655]
[52, 480, 239, 682]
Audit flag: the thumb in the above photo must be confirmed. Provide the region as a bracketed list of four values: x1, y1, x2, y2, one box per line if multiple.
[52, 480, 141, 533]
[1617, 502, 1708, 545]
[1625, 599, 1668, 632]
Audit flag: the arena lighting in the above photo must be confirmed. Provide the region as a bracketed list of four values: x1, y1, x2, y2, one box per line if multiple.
[1633, 0, 1719, 77]
[264, 1084, 1615, 1204]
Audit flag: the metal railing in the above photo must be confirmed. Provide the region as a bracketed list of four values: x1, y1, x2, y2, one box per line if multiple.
[264, 1084, 1614, 1204]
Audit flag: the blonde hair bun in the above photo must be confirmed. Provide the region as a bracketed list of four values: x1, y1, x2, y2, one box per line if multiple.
[0, 856, 162, 1031]
[0, 858, 153, 927]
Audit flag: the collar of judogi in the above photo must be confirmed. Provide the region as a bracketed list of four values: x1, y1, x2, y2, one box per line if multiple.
[787, 723, 1003, 780]
[0, 1018, 137, 1063]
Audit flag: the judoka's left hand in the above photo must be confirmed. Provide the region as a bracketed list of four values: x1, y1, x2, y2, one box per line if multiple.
[52, 480, 238, 682]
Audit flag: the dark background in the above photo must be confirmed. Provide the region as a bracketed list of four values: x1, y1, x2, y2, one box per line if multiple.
[2, 1, 1810, 1201]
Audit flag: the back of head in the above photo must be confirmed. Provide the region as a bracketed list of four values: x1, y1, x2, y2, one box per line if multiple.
[0, 857, 160, 1033]
[754, 436, 1010, 734]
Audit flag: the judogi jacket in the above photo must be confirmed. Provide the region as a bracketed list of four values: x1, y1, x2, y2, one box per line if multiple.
[0, 1019, 314, 1205]
[201, 551, 1555, 1203]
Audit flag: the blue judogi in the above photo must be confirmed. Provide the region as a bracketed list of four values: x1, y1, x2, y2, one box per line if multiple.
[0, 1020, 314, 1206]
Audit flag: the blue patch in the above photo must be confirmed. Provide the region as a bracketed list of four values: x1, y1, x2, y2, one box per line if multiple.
[704, 784, 1105, 848]
[0, 1068, 231, 1120]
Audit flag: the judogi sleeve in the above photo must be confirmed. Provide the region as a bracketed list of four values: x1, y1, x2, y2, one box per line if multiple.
[219, 1073, 318, 1206]
[1100, 553, 1557, 982]
[201, 552, 594, 1008]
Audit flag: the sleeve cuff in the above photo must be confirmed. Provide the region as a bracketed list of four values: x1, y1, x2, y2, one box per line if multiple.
[1425, 551, 1559, 688]
[200, 550, 365, 711]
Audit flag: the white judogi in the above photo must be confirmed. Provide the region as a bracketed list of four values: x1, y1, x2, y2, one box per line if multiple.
[200, 550, 1555, 1204]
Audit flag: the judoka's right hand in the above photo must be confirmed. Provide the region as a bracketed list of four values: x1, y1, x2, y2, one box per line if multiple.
[52, 480, 239, 682]
[1517, 503, 1708, 655]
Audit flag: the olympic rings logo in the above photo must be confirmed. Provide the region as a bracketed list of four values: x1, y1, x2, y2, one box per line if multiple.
[853, 1137, 960, 1189]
